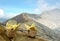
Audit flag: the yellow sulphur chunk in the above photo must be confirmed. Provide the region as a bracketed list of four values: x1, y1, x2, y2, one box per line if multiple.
[31, 23, 35, 27]
[25, 23, 36, 30]
[6, 23, 12, 29]
[30, 23, 36, 30]
[6, 20, 20, 30]
[12, 23, 21, 30]
[25, 24, 31, 30]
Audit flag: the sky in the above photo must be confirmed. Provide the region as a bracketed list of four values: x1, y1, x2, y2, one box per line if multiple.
[0, 0, 60, 18]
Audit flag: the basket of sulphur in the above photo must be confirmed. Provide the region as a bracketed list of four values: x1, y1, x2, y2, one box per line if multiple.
[25, 23, 37, 38]
[5, 20, 21, 41]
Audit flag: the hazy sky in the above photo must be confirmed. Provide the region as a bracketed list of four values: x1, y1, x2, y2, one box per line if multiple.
[0, 0, 60, 18]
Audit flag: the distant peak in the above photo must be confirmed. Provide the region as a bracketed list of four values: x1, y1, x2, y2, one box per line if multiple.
[53, 8, 60, 10]
[51, 8, 60, 11]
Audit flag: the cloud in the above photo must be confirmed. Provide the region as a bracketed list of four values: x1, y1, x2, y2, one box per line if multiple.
[0, 9, 4, 18]
[0, 9, 19, 19]
[0, 9, 20, 19]
[34, 0, 60, 14]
